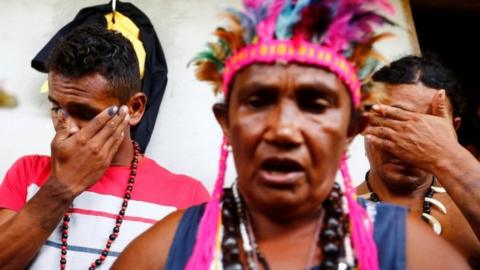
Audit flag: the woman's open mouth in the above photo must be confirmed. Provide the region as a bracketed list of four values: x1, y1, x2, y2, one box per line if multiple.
[258, 157, 306, 185]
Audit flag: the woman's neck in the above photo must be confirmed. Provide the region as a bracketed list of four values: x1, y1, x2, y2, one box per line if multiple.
[245, 204, 323, 269]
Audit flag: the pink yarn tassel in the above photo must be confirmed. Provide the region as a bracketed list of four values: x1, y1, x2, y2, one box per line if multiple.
[185, 137, 229, 270]
[339, 153, 379, 270]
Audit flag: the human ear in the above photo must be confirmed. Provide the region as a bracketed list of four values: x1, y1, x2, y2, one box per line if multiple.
[213, 103, 231, 142]
[346, 109, 365, 144]
[453, 117, 461, 131]
[127, 92, 147, 127]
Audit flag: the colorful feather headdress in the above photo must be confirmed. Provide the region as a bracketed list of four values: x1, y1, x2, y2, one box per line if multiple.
[192, 0, 394, 106]
[188, 1, 395, 270]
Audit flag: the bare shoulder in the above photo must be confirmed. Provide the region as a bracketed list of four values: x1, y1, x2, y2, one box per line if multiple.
[406, 214, 470, 269]
[436, 194, 480, 264]
[112, 209, 185, 270]
[355, 181, 369, 196]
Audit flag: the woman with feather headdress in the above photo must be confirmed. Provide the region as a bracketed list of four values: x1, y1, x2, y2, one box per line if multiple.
[113, 0, 469, 269]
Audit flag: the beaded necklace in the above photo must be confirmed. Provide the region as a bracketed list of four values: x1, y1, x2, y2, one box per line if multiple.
[364, 171, 447, 235]
[221, 183, 355, 270]
[59, 141, 140, 270]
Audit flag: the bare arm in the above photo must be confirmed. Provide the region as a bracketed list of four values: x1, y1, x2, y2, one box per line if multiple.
[112, 210, 185, 270]
[433, 145, 480, 239]
[364, 91, 480, 239]
[0, 180, 73, 270]
[406, 215, 470, 269]
[0, 106, 128, 269]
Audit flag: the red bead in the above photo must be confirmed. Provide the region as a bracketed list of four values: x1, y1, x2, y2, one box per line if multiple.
[59, 140, 139, 270]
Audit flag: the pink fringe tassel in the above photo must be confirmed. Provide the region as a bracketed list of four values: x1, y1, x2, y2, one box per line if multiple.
[185, 137, 229, 270]
[186, 144, 377, 270]
[340, 153, 379, 270]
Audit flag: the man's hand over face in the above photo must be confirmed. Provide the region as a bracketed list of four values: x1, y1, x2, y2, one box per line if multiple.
[363, 90, 458, 173]
[50, 105, 130, 196]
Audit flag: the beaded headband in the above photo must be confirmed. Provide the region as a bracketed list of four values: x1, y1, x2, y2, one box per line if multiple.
[222, 40, 362, 105]
[192, 0, 395, 106]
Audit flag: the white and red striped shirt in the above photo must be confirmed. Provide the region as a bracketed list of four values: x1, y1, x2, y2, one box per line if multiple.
[0, 155, 210, 269]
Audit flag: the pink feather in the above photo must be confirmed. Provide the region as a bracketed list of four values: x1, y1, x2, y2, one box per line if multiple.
[256, 0, 286, 40]
[243, 0, 263, 10]
[323, 0, 395, 53]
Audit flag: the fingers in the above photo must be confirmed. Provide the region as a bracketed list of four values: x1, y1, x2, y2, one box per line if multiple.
[78, 105, 119, 142]
[103, 111, 130, 161]
[365, 134, 395, 152]
[93, 105, 129, 147]
[365, 113, 403, 130]
[52, 109, 72, 142]
[432, 90, 451, 120]
[363, 126, 395, 141]
[371, 104, 412, 121]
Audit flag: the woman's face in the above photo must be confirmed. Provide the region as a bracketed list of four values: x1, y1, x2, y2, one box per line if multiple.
[217, 63, 352, 220]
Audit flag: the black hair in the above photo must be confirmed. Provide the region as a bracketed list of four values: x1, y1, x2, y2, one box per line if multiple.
[47, 24, 141, 103]
[372, 55, 466, 117]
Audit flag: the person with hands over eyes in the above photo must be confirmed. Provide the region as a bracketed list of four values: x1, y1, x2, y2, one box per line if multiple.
[0, 25, 209, 270]
[357, 55, 480, 268]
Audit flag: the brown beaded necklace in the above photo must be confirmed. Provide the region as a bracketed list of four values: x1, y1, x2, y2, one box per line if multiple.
[364, 171, 447, 235]
[59, 141, 140, 270]
[221, 183, 355, 270]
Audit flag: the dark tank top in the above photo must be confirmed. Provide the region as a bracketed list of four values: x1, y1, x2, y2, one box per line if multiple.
[165, 201, 406, 270]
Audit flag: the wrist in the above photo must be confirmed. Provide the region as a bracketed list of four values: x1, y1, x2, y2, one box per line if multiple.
[24, 178, 76, 232]
[433, 144, 472, 175]
[44, 176, 79, 202]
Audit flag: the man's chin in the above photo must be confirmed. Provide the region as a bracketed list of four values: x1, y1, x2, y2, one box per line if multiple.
[381, 169, 429, 192]
[384, 161, 424, 176]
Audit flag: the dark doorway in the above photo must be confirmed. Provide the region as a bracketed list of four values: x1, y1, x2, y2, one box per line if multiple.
[411, 0, 480, 157]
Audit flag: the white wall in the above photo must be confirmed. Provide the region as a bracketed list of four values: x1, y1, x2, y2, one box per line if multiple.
[0, 0, 414, 191]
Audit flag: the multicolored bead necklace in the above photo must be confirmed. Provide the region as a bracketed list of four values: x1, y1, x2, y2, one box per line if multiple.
[364, 171, 447, 235]
[221, 183, 355, 270]
[59, 141, 140, 270]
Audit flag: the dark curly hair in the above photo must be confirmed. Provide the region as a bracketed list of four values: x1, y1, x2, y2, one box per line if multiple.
[47, 24, 141, 103]
[372, 55, 466, 117]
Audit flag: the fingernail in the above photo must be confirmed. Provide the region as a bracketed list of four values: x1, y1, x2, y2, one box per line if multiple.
[58, 109, 68, 119]
[125, 114, 131, 122]
[121, 105, 129, 114]
[372, 104, 380, 111]
[71, 126, 79, 133]
[439, 90, 446, 99]
[108, 106, 118, 116]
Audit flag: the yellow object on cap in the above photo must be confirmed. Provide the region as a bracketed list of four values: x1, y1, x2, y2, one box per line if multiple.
[40, 11, 146, 93]
[105, 11, 146, 79]
[40, 80, 49, 93]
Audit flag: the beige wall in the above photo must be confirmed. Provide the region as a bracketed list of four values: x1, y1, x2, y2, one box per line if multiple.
[0, 0, 417, 190]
